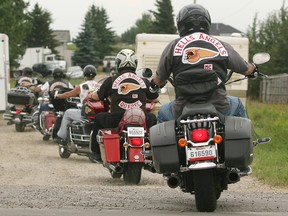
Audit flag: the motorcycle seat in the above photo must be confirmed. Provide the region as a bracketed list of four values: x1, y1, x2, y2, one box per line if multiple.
[177, 103, 224, 123]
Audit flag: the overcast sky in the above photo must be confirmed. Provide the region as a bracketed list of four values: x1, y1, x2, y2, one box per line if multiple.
[26, 0, 286, 39]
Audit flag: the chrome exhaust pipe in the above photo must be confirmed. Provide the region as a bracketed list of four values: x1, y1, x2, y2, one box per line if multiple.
[238, 166, 252, 177]
[228, 170, 240, 183]
[108, 164, 123, 173]
[167, 175, 181, 189]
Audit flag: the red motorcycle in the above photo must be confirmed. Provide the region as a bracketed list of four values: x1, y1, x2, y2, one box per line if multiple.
[95, 68, 157, 184]
[97, 106, 155, 185]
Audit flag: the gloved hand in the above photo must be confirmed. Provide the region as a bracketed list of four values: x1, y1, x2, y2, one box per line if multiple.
[246, 63, 258, 80]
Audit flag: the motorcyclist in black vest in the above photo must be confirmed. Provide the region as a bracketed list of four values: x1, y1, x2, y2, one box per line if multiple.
[16, 67, 42, 87]
[30, 68, 74, 130]
[151, 4, 257, 119]
[88, 49, 159, 162]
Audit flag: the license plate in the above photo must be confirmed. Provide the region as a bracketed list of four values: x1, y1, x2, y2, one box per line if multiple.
[187, 145, 216, 161]
[15, 104, 24, 110]
[127, 127, 144, 137]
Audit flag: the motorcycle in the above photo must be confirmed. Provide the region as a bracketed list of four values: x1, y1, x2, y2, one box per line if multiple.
[96, 107, 155, 185]
[32, 92, 55, 140]
[3, 85, 38, 132]
[57, 94, 107, 162]
[149, 53, 272, 212]
[94, 68, 157, 184]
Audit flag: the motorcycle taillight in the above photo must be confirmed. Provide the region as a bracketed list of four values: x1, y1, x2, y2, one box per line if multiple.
[15, 110, 22, 114]
[129, 138, 143, 146]
[191, 129, 209, 142]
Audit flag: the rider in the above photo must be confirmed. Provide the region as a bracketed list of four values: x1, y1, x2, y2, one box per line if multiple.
[15, 67, 42, 87]
[30, 68, 74, 130]
[88, 49, 159, 162]
[151, 4, 256, 121]
[55, 65, 101, 145]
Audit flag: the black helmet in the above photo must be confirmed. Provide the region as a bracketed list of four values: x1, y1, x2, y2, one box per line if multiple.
[83, 65, 97, 78]
[53, 68, 65, 79]
[176, 4, 211, 37]
[22, 67, 33, 76]
[115, 49, 137, 73]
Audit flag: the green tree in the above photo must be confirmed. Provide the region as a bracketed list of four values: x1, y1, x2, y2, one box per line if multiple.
[150, 0, 177, 34]
[0, 0, 29, 69]
[247, 3, 288, 99]
[121, 13, 154, 44]
[86, 5, 116, 59]
[24, 3, 59, 54]
[72, 16, 98, 68]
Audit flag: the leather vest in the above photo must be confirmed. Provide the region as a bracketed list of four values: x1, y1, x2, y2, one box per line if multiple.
[172, 33, 228, 84]
[110, 71, 147, 112]
[48, 79, 69, 94]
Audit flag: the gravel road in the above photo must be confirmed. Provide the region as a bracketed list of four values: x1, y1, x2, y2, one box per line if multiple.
[0, 117, 287, 215]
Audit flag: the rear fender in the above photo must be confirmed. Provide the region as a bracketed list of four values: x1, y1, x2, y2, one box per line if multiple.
[128, 147, 144, 162]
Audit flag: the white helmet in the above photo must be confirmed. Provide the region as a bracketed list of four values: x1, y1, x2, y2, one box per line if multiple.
[115, 49, 138, 73]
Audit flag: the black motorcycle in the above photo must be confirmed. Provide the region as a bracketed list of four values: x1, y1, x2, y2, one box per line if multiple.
[3, 86, 38, 132]
[149, 53, 271, 212]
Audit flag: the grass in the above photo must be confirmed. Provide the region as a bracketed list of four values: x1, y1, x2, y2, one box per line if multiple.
[247, 100, 288, 187]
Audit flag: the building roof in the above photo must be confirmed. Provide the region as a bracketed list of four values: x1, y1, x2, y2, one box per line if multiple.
[210, 23, 244, 36]
[53, 30, 71, 43]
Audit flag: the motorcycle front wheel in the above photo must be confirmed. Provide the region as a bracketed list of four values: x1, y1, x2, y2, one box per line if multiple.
[123, 162, 143, 185]
[193, 169, 217, 212]
[58, 145, 71, 159]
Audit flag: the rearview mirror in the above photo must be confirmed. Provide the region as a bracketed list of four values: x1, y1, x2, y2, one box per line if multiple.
[136, 68, 153, 79]
[252, 53, 270, 65]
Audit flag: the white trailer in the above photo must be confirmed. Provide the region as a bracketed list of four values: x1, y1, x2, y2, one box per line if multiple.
[135, 33, 249, 104]
[0, 33, 10, 111]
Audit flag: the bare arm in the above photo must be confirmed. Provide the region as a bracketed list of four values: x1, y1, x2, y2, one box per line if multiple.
[56, 86, 80, 99]
[88, 91, 100, 101]
[29, 86, 42, 93]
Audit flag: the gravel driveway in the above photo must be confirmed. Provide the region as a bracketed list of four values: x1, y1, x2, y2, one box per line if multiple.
[0, 118, 287, 215]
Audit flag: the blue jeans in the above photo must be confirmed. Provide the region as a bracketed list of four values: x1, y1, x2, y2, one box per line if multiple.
[157, 96, 247, 123]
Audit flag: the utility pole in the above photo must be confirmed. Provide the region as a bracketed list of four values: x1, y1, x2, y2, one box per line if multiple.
[194, 0, 197, 3]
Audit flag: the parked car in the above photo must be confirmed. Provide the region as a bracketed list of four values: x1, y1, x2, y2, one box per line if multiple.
[65, 66, 83, 79]
[32, 62, 58, 77]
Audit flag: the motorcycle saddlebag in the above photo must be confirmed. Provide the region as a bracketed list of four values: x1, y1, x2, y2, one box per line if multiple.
[224, 116, 253, 169]
[42, 111, 56, 130]
[149, 120, 179, 174]
[97, 129, 120, 163]
[7, 90, 35, 106]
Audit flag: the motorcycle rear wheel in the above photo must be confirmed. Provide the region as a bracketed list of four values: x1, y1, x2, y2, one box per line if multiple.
[15, 123, 25, 132]
[58, 145, 71, 159]
[123, 162, 143, 185]
[193, 169, 217, 212]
